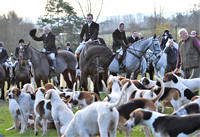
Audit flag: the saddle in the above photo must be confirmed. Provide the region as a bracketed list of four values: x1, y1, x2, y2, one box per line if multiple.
[115, 48, 127, 61]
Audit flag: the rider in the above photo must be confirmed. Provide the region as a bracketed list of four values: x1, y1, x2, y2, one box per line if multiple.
[29, 26, 57, 71]
[75, 13, 99, 69]
[13, 39, 32, 70]
[0, 42, 12, 75]
[112, 22, 129, 69]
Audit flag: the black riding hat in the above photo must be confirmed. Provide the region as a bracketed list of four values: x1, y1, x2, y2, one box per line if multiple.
[19, 39, 25, 43]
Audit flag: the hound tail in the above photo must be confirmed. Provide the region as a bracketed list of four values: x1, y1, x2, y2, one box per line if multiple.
[101, 80, 111, 101]
[152, 76, 165, 103]
[6, 125, 15, 131]
[66, 83, 76, 104]
[109, 82, 128, 109]
[90, 92, 101, 101]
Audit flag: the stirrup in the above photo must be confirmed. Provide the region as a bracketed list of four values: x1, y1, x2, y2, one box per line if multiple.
[119, 64, 125, 69]
[50, 66, 56, 71]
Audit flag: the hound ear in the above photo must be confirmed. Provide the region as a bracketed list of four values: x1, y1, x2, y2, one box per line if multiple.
[16, 88, 21, 97]
[172, 74, 178, 83]
[134, 112, 142, 125]
[134, 111, 143, 125]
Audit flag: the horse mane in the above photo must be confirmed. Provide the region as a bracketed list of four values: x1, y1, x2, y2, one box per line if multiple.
[84, 44, 113, 61]
[129, 37, 152, 47]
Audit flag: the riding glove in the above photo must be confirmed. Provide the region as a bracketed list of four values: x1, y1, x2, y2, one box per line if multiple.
[42, 48, 46, 53]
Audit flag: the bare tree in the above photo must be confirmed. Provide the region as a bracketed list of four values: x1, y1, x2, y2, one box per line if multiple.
[76, 0, 104, 22]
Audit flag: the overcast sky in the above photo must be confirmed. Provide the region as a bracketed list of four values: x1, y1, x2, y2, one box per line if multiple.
[0, 0, 199, 23]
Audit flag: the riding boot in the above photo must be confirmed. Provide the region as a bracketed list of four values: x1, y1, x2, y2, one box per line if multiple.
[29, 66, 33, 77]
[76, 53, 80, 69]
[52, 59, 56, 71]
[118, 55, 124, 69]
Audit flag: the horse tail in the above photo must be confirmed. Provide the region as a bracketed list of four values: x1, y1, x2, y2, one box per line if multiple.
[90, 92, 100, 101]
[152, 76, 164, 103]
[108, 82, 128, 109]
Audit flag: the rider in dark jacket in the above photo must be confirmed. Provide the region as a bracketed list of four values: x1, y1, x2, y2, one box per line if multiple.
[112, 23, 128, 69]
[29, 26, 57, 71]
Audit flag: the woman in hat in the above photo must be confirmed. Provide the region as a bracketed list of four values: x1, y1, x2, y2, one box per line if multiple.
[160, 30, 173, 50]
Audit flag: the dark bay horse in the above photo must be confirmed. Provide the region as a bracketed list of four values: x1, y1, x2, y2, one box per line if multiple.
[0, 64, 6, 100]
[79, 43, 113, 99]
[14, 50, 31, 89]
[20, 44, 76, 89]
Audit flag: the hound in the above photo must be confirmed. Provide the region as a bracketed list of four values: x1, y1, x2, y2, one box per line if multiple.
[5, 90, 21, 130]
[45, 86, 74, 136]
[120, 76, 163, 109]
[21, 83, 35, 94]
[62, 82, 128, 137]
[166, 72, 200, 92]
[60, 90, 100, 109]
[172, 96, 200, 115]
[34, 87, 52, 136]
[103, 75, 125, 105]
[125, 108, 200, 137]
[163, 72, 196, 105]
[117, 78, 164, 137]
[140, 77, 170, 88]
[7, 87, 35, 133]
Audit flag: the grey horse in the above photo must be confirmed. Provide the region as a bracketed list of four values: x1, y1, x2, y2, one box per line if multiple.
[109, 36, 161, 78]
[20, 43, 76, 89]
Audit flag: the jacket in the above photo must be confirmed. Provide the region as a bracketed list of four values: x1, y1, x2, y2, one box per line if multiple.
[80, 21, 99, 42]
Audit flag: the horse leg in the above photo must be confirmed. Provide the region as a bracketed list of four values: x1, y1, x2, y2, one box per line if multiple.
[80, 72, 88, 91]
[99, 70, 108, 91]
[68, 69, 76, 89]
[126, 72, 132, 79]
[92, 74, 100, 101]
[62, 69, 72, 89]
[34, 77, 41, 87]
[0, 82, 5, 100]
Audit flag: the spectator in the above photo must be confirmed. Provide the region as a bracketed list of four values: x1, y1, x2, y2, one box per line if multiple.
[164, 39, 177, 73]
[127, 30, 140, 44]
[160, 30, 173, 50]
[138, 32, 144, 39]
[174, 28, 200, 79]
[191, 30, 200, 40]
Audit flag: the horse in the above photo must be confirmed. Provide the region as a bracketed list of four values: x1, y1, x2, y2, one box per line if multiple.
[108, 35, 161, 79]
[14, 50, 31, 89]
[0, 64, 6, 100]
[79, 43, 113, 99]
[149, 41, 178, 78]
[19, 43, 76, 89]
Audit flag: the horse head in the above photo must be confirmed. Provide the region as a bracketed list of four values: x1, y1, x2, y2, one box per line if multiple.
[19, 42, 30, 67]
[148, 35, 162, 59]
